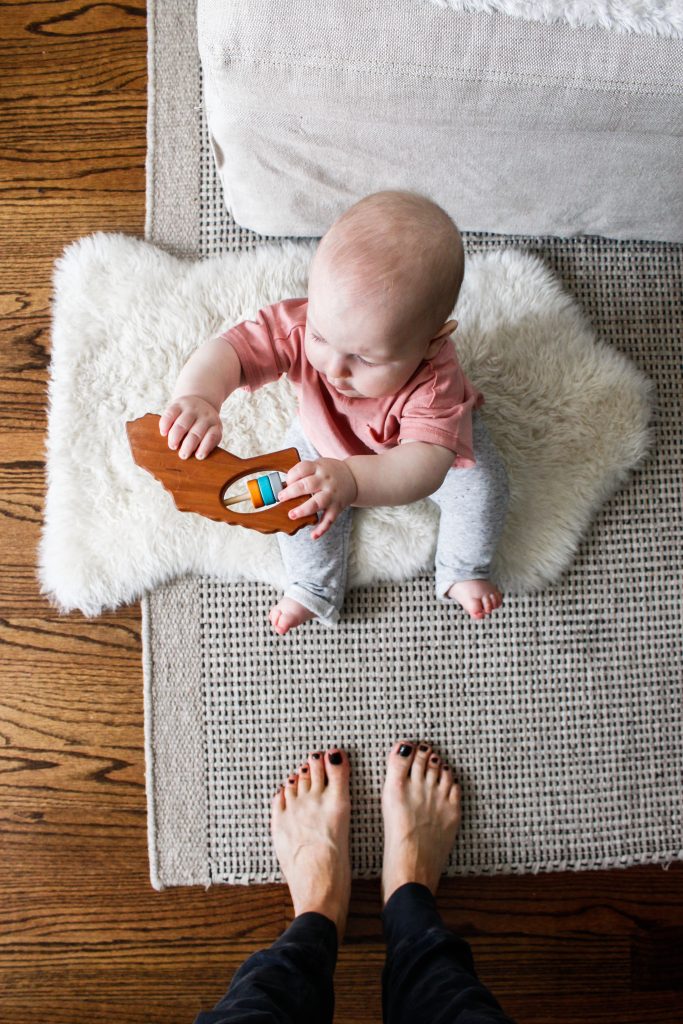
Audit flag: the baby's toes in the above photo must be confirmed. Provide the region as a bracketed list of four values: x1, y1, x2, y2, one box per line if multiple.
[269, 605, 289, 636]
[482, 591, 503, 616]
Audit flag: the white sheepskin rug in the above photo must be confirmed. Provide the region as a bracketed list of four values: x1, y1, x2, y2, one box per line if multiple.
[427, 0, 683, 37]
[39, 233, 654, 616]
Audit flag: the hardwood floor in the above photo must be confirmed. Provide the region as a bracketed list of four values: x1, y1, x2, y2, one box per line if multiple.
[1, 3, 681, 1021]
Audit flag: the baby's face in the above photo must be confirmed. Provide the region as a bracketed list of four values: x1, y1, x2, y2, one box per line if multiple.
[304, 314, 425, 400]
[306, 276, 443, 400]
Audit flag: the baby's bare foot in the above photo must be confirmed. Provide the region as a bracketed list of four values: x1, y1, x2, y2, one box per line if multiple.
[446, 579, 503, 620]
[269, 596, 315, 635]
[271, 748, 351, 941]
[381, 740, 461, 905]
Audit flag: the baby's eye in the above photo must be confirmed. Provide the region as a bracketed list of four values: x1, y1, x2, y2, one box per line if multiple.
[311, 330, 375, 366]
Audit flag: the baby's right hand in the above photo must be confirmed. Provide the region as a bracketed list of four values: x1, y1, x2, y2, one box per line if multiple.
[159, 395, 223, 460]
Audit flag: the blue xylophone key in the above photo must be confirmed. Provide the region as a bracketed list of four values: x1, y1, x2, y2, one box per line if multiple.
[257, 474, 276, 506]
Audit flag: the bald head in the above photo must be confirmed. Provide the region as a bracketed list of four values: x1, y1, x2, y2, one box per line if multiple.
[310, 190, 464, 346]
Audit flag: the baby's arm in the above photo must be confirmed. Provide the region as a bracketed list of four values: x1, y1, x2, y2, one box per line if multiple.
[346, 441, 455, 507]
[160, 337, 244, 459]
[280, 441, 455, 540]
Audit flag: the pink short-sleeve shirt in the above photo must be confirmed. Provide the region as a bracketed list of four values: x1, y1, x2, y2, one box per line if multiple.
[222, 298, 484, 468]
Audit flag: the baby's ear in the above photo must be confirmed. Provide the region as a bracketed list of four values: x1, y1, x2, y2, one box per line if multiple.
[438, 318, 458, 337]
[426, 319, 458, 358]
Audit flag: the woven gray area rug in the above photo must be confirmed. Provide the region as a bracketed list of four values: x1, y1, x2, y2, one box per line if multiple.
[143, 0, 682, 888]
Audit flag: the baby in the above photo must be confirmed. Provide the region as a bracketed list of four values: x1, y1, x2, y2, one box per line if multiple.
[161, 190, 509, 635]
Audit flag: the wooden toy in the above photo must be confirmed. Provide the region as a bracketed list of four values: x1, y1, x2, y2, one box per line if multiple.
[126, 413, 318, 536]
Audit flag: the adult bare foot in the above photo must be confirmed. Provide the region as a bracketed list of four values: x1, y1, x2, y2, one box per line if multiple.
[381, 740, 461, 905]
[269, 596, 316, 635]
[271, 748, 351, 941]
[446, 579, 503, 620]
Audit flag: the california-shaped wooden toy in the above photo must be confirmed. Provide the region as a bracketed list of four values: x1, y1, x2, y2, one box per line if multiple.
[126, 413, 318, 536]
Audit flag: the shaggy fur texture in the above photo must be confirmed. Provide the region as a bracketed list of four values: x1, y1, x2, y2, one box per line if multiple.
[39, 232, 654, 616]
[427, 0, 683, 37]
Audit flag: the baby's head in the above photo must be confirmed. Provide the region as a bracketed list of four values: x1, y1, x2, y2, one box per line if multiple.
[306, 190, 464, 399]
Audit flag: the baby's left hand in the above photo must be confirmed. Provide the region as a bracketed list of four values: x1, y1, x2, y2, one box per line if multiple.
[277, 458, 358, 540]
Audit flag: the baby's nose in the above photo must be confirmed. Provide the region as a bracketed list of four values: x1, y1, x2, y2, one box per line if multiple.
[328, 351, 350, 377]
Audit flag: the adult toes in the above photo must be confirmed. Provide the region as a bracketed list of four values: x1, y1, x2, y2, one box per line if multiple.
[308, 750, 326, 792]
[325, 747, 350, 792]
[271, 785, 286, 814]
[449, 778, 462, 808]
[439, 763, 454, 792]
[298, 762, 311, 791]
[426, 752, 441, 782]
[386, 740, 416, 784]
[412, 741, 433, 777]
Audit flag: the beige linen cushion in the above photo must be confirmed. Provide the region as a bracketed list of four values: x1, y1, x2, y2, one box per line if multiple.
[198, 0, 683, 241]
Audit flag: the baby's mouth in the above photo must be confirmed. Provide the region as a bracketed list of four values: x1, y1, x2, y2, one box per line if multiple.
[329, 379, 355, 394]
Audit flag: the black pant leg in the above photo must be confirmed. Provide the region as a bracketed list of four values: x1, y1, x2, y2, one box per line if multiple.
[193, 912, 337, 1024]
[381, 883, 515, 1024]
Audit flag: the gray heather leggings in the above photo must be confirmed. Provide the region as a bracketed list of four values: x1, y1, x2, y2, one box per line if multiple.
[277, 411, 510, 626]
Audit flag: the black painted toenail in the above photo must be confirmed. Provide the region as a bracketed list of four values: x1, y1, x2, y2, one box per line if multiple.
[419, 744, 429, 752]
[301, 766, 309, 773]
[288, 777, 295, 784]
[329, 751, 342, 765]
[398, 744, 412, 757]
[312, 753, 321, 759]
[430, 756, 438, 763]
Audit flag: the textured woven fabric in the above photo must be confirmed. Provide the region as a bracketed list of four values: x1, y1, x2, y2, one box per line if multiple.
[143, 0, 682, 888]
[197, 0, 683, 239]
